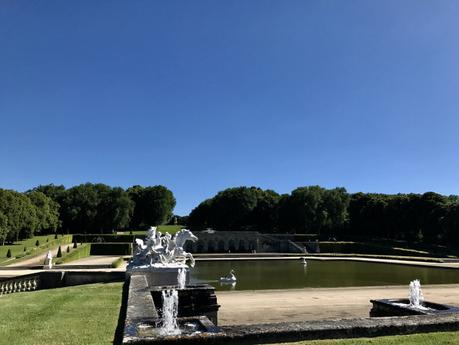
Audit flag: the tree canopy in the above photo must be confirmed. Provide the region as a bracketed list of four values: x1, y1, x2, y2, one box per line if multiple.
[0, 183, 176, 242]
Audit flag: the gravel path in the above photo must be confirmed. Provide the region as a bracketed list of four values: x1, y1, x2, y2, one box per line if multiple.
[217, 284, 459, 325]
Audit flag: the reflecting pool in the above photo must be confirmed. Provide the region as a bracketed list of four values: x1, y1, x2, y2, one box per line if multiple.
[189, 259, 459, 291]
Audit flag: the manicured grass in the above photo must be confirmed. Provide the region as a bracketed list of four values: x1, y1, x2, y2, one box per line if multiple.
[157, 224, 183, 234]
[0, 282, 123, 345]
[54, 243, 91, 265]
[0, 235, 72, 265]
[269, 332, 459, 345]
[128, 225, 184, 236]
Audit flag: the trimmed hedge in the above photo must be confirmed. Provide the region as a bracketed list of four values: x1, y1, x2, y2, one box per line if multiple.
[73, 234, 138, 243]
[55, 244, 91, 265]
[90, 243, 132, 255]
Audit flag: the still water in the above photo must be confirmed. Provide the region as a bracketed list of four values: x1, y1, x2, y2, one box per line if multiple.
[189, 259, 459, 291]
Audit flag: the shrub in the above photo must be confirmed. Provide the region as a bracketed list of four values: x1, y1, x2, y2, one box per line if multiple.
[35, 240, 40, 247]
[54, 233, 58, 239]
[73, 241, 78, 249]
[56, 246, 62, 258]
[72, 234, 136, 243]
[46, 238, 49, 242]
[6, 249, 11, 258]
[66, 246, 70, 253]
[111, 256, 124, 268]
[23, 246, 26, 252]
[90, 243, 132, 255]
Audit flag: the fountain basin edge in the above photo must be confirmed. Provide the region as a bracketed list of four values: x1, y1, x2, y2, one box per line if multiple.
[370, 298, 459, 317]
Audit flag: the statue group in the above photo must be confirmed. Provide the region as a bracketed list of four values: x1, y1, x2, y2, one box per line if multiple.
[128, 227, 198, 269]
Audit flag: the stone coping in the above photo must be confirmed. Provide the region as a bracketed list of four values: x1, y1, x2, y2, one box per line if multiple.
[194, 255, 459, 269]
[122, 313, 459, 345]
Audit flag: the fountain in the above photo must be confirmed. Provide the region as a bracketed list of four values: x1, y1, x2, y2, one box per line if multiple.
[177, 268, 186, 290]
[160, 289, 180, 335]
[126, 226, 197, 287]
[370, 279, 459, 317]
[123, 227, 222, 344]
[408, 279, 424, 309]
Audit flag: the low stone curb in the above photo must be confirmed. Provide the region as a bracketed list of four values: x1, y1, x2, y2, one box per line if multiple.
[127, 313, 459, 344]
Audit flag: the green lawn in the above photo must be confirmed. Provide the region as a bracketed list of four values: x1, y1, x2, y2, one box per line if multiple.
[0, 235, 72, 265]
[0, 282, 123, 345]
[1, 282, 459, 345]
[269, 332, 459, 345]
[128, 225, 183, 236]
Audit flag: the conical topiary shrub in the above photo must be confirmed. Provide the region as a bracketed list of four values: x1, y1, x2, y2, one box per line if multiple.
[35, 240, 40, 247]
[54, 233, 58, 239]
[23, 246, 26, 252]
[73, 240, 77, 249]
[56, 246, 62, 258]
[6, 249, 11, 258]
[66, 246, 70, 253]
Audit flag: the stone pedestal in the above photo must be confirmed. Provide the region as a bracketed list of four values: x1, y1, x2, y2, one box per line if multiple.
[126, 266, 190, 287]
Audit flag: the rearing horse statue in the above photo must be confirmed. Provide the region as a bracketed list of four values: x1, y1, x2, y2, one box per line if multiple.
[128, 227, 198, 269]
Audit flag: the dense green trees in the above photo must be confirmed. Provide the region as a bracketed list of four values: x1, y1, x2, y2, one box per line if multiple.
[3, 180, 459, 248]
[188, 186, 459, 247]
[188, 187, 280, 230]
[347, 192, 459, 245]
[0, 183, 176, 242]
[188, 186, 349, 233]
[128, 186, 176, 228]
[278, 186, 349, 234]
[0, 189, 60, 243]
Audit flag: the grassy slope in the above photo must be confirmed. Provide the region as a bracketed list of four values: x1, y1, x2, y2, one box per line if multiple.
[54, 243, 92, 265]
[0, 235, 72, 265]
[0, 234, 56, 259]
[270, 332, 459, 345]
[0, 282, 123, 345]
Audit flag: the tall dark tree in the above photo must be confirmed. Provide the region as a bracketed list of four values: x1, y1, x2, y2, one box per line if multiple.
[128, 185, 176, 227]
[188, 187, 280, 231]
[278, 186, 349, 234]
[26, 191, 60, 233]
[95, 187, 134, 232]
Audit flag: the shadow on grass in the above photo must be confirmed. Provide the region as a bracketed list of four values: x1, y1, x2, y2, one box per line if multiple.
[113, 279, 129, 345]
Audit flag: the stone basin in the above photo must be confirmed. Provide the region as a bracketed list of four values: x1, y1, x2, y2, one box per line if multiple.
[370, 298, 459, 317]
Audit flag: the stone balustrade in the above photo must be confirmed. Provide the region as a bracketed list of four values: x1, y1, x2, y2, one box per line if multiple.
[0, 276, 39, 295]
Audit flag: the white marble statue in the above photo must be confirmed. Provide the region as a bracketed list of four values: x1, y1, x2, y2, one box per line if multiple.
[127, 227, 198, 270]
[45, 250, 53, 269]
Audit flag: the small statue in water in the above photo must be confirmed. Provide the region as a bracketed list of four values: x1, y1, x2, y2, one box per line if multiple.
[219, 269, 236, 283]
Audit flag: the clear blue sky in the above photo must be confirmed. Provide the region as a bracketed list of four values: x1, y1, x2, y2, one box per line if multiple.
[1, 1, 459, 215]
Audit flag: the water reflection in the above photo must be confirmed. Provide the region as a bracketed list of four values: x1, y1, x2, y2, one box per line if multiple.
[190, 259, 459, 291]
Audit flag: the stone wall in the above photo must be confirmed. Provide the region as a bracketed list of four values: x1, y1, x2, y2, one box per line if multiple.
[185, 231, 306, 254]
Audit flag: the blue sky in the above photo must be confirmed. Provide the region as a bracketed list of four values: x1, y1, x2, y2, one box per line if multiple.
[1, 1, 459, 215]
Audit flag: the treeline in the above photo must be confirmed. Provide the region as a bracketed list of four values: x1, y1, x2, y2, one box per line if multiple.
[188, 186, 459, 246]
[0, 189, 60, 244]
[0, 183, 176, 243]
